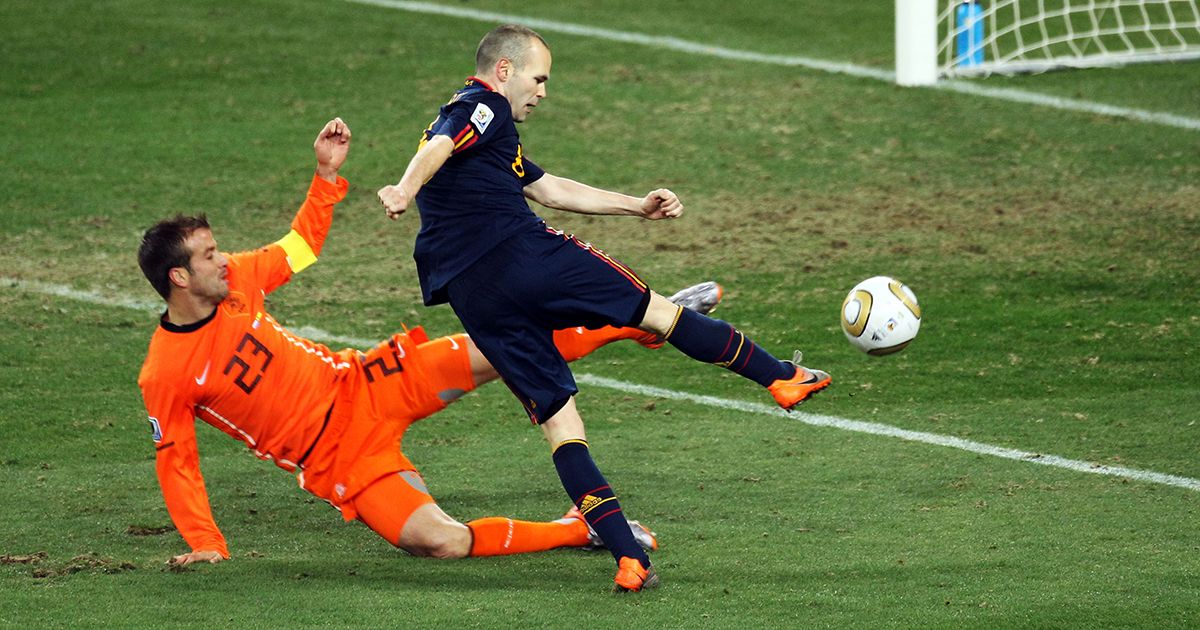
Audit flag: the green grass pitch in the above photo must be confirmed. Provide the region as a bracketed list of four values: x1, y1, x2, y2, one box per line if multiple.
[1, 0, 1197, 626]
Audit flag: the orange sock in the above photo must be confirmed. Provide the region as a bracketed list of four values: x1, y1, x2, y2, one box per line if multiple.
[466, 516, 591, 557]
[553, 326, 659, 362]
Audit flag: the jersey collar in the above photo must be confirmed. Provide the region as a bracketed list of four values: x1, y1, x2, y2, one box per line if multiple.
[159, 305, 217, 333]
[464, 76, 497, 92]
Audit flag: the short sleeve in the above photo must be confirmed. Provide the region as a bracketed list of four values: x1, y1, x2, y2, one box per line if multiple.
[431, 94, 511, 154]
[520, 156, 545, 186]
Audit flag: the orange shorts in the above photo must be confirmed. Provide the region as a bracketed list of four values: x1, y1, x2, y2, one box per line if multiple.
[297, 327, 476, 521]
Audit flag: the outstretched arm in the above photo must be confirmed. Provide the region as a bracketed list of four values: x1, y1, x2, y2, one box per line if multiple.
[246, 118, 351, 292]
[141, 385, 231, 566]
[378, 135, 455, 220]
[523, 173, 684, 220]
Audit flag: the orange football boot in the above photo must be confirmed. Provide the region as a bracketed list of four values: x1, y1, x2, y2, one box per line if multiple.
[613, 557, 660, 593]
[767, 351, 832, 410]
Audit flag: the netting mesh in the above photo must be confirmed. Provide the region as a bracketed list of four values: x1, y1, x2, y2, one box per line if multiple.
[937, 0, 1200, 76]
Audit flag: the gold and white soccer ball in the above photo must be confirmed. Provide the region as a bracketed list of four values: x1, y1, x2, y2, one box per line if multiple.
[840, 276, 921, 356]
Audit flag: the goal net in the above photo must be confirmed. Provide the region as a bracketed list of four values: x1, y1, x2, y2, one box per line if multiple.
[938, 0, 1200, 77]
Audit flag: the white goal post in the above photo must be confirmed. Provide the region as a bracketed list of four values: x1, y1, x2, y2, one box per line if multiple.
[896, 0, 1200, 85]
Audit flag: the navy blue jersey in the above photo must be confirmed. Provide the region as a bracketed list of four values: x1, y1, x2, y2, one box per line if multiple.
[413, 77, 547, 305]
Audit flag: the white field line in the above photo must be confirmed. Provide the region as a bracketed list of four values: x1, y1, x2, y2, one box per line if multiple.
[1, 278, 382, 349]
[6, 277, 162, 313]
[7, 276, 1200, 493]
[345, 0, 1200, 132]
[576, 374, 1200, 493]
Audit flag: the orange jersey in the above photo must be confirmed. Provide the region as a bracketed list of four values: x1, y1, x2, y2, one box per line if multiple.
[137, 175, 349, 556]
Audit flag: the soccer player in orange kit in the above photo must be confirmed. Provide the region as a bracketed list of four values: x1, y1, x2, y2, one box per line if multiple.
[136, 118, 721, 567]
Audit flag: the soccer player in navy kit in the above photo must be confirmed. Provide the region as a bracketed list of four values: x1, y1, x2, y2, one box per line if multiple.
[378, 24, 831, 592]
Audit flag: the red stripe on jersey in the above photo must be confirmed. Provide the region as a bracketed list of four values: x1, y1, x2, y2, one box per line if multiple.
[454, 134, 478, 153]
[452, 124, 473, 144]
[465, 76, 497, 91]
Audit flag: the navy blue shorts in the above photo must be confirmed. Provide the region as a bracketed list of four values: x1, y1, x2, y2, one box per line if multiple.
[445, 227, 651, 424]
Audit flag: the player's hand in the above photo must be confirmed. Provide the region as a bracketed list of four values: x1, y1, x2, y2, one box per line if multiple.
[378, 184, 411, 220]
[639, 188, 683, 220]
[315, 117, 351, 182]
[168, 550, 226, 567]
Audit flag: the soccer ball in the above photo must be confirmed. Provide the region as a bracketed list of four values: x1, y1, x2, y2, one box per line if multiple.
[840, 276, 921, 356]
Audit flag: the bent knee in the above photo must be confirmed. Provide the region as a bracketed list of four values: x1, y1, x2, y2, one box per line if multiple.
[400, 524, 471, 559]
[637, 292, 678, 335]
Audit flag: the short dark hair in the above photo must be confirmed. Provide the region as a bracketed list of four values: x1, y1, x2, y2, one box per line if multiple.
[475, 24, 548, 73]
[138, 214, 210, 300]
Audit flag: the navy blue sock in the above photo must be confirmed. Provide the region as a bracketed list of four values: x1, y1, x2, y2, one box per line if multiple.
[552, 440, 649, 566]
[664, 307, 794, 387]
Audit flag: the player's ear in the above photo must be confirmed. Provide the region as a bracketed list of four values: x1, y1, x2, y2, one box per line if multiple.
[169, 267, 189, 290]
[496, 57, 511, 82]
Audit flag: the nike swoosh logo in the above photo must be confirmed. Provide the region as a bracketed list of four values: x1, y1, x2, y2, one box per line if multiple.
[195, 360, 211, 386]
